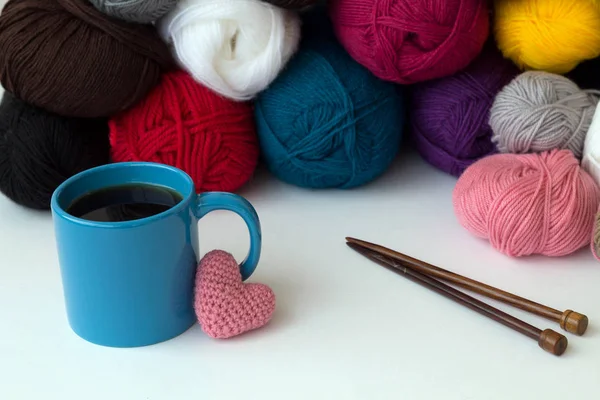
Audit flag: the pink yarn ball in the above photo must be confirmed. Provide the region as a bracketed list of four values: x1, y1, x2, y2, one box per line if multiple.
[453, 150, 600, 257]
[328, 0, 490, 84]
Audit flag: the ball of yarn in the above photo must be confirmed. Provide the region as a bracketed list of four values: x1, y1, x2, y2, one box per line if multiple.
[582, 103, 600, 186]
[87, 0, 178, 23]
[591, 205, 600, 261]
[0, 93, 110, 210]
[158, 0, 301, 101]
[489, 71, 599, 159]
[493, 0, 600, 74]
[453, 149, 600, 257]
[410, 44, 519, 177]
[254, 18, 404, 189]
[327, 0, 489, 84]
[109, 70, 259, 194]
[0, 0, 172, 118]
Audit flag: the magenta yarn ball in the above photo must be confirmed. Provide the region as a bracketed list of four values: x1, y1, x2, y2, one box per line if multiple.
[328, 0, 490, 84]
[409, 44, 519, 176]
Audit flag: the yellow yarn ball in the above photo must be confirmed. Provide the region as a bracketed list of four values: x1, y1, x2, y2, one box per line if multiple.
[493, 0, 600, 74]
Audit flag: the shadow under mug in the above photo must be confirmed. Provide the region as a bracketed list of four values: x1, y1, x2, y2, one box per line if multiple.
[50, 162, 261, 348]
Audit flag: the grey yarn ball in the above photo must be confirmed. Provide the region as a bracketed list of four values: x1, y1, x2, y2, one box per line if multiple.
[490, 71, 600, 159]
[88, 0, 178, 24]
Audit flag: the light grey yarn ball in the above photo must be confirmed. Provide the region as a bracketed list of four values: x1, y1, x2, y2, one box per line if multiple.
[489, 71, 600, 159]
[88, 0, 178, 24]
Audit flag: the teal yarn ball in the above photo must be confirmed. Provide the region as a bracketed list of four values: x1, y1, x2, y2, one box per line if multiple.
[254, 16, 405, 189]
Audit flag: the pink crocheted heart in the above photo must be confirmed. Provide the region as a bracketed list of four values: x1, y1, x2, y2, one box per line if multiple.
[194, 250, 276, 339]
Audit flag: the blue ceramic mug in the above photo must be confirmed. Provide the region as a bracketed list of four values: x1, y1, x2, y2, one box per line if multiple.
[50, 162, 261, 348]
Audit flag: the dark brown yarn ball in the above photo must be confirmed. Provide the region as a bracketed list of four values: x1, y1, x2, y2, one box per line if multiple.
[0, 92, 110, 210]
[263, 0, 320, 10]
[0, 0, 173, 118]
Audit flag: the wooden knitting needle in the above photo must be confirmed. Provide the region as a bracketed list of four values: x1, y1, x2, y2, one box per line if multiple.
[346, 237, 588, 336]
[346, 242, 568, 356]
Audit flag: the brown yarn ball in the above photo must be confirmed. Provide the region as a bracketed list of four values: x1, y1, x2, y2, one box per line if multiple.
[0, 92, 110, 210]
[0, 0, 173, 118]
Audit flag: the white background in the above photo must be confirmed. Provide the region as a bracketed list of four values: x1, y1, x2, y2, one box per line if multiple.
[1, 1, 600, 398]
[2, 135, 599, 399]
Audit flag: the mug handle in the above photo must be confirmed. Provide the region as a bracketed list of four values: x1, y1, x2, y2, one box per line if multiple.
[195, 192, 262, 281]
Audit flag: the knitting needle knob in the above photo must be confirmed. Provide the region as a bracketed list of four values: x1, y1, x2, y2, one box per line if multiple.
[538, 329, 568, 356]
[560, 310, 588, 336]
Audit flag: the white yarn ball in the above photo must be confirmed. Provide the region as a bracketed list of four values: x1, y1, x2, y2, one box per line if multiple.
[158, 0, 301, 101]
[582, 104, 600, 185]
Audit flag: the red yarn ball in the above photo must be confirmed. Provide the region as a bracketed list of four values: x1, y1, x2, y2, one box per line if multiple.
[328, 0, 490, 84]
[109, 70, 259, 193]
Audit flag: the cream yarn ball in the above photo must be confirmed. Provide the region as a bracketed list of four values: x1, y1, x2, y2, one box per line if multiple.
[582, 104, 600, 186]
[158, 0, 301, 101]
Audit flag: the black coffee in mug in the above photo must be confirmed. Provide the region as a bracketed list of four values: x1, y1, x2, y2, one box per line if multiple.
[66, 184, 184, 222]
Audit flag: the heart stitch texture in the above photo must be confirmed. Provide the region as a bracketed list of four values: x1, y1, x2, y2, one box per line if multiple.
[194, 250, 276, 339]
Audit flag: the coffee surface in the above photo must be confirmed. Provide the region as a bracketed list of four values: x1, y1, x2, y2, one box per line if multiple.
[66, 184, 183, 222]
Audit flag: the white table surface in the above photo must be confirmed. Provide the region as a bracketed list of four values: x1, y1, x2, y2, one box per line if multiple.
[1, 5, 600, 395]
[1, 110, 600, 399]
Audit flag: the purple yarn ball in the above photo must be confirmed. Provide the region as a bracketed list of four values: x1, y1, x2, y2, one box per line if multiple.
[409, 44, 519, 176]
